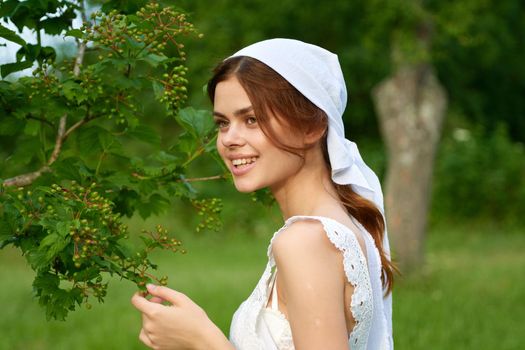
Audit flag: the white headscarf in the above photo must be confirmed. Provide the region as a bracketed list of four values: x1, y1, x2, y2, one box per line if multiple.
[230, 38, 393, 349]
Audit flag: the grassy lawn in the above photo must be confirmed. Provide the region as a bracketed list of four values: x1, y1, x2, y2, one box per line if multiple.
[0, 217, 523, 349]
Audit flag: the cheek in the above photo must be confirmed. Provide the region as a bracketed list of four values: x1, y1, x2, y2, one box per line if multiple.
[216, 135, 226, 158]
[266, 145, 304, 172]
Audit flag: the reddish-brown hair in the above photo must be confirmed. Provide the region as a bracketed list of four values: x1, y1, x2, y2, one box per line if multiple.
[208, 56, 396, 293]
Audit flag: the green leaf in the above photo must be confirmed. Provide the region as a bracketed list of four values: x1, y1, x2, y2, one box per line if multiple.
[52, 157, 84, 183]
[176, 107, 215, 140]
[77, 126, 103, 156]
[153, 151, 180, 164]
[23, 119, 40, 136]
[142, 53, 168, 68]
[175, 132, 197, 157]
[33, 272, 60, 295]
[72, 267, 100, 282]
[0, 0, 18, 18]
[16, 44, 40, 62]
[56, 221, 71, 238]
[39, 46, 56, 62]
[0, 60, 33, 78]
[38, 232, 70, 264]
[4, 136, 40, 166]
[137, 193, 170, 219]
[125, 36, 146, 51]
[33, 271, 78, 321]
[26, 249, 49, 269]
[99, 129, 124, 156]
[9, 2, 37, 32]
[105, 173, 134, 189]
[61, 80, 81, 102]
[128, 125, 161, 146]
[0, 23, 26, 46]
[65, 29, 83, 39]
[152, 80, 164, 99]
[0, 117, 24, 135]
[137, 177, 158, 194]
[40, 8, 76, 35]
[0, 218, 14, 248]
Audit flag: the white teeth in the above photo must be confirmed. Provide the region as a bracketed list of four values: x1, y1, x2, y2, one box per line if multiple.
[232, 157, 257, 166]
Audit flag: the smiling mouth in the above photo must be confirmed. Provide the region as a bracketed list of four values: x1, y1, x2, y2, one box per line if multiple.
[232, 157, 258, 168]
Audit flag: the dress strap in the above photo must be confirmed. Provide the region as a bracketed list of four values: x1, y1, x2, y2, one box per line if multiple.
[266, 269, 279, 311]
[271, 272, 279, 311]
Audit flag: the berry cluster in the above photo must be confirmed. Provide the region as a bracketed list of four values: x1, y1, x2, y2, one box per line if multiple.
[191, 198, 223, 232]
[27, 61, 60, 101]
[158, 65, 189, 115]
[75, 4, 200, 122]
[50, 182, 125, 269]
[85, 4, 200, 63]
[2, 181, 184, 319]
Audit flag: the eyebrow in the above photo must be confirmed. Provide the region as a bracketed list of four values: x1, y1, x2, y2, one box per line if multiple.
[213, 106, 254, 119]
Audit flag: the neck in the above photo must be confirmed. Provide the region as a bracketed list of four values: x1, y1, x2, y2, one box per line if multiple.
[270, 148, 344, 220]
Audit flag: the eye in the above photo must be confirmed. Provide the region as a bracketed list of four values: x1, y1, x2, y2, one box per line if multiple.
[214, 119, 228, 129]
[246, 116, 257, 125]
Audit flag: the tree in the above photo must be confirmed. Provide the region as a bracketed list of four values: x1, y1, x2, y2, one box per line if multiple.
[0, 0, 224, 320]
[366, 1, 446, 272]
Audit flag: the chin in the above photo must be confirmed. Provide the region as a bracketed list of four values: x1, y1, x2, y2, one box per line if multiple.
[233, 180, 264, 193]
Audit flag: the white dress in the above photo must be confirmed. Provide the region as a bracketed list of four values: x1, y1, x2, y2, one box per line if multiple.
[229, 215, 393, 350]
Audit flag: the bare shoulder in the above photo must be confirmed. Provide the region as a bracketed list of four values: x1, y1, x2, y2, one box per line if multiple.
[272, 219, 342, 263]
[270, 219, 349, 348]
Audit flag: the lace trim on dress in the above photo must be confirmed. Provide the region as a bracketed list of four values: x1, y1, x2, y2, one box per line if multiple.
[229, 215, 374, 350]
[351, 217, 392, 349]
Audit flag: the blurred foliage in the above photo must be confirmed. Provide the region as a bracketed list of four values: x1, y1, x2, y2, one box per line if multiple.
[432, 124, 525, 225]
[172, 0, 525, 142]
[172, 0, 525, 225]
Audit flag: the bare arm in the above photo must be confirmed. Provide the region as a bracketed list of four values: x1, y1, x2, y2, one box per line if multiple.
[272, 220, 350, 350]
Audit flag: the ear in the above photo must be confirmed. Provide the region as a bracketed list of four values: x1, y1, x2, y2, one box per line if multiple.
[304, 125, 327, 145]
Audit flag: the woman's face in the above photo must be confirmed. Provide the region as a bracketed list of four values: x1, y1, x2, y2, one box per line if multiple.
[213, 76, 304, 193]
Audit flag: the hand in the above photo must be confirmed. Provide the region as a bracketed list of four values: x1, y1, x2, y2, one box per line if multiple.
[131, 284, 220, 350]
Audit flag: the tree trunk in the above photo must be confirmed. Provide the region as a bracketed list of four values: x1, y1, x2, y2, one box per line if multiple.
[372, 64, 447, 273]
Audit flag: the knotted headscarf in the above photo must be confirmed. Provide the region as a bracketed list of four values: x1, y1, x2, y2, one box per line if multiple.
[230, 38, 393, 349]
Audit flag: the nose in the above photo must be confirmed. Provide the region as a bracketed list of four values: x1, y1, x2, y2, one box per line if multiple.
[219, 122, 246, 149]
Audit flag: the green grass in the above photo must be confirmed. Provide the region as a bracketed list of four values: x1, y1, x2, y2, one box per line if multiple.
[0, 218, 523, 349]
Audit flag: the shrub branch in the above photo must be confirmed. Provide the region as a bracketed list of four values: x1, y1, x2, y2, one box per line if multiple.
[3, 15, 88, 188]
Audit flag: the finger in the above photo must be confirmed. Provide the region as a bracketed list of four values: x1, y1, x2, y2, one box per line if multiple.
[147, 284, 188, 305]
[131, 292, 159, 313]
[148, 296, 165, 304]
[139, 328, 154, 348]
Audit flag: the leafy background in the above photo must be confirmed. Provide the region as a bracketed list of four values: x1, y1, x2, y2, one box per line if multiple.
[1, 0, 524, 349]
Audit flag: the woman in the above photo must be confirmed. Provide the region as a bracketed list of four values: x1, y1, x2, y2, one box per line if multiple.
[132, 38, 395, 350]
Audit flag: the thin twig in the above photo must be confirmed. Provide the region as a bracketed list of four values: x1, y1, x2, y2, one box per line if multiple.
[131, 173, 226, 183]
[48, 115, 67, 165]
[2, 167, 51, 187]
[63, 112, 97, 140]
[178, 175, 225, 182]
[74, 41, 86, 77]
[74, 0, 88, 76]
